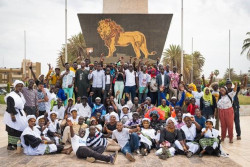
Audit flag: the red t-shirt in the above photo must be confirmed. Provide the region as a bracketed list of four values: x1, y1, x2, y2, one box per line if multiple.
[187, 104, 199, 115]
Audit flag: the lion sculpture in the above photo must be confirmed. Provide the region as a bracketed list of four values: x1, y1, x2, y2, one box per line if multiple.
[97, 19, 156, 58]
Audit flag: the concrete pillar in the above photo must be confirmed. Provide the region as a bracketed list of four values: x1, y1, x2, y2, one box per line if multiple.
[103, 0, 148, 13]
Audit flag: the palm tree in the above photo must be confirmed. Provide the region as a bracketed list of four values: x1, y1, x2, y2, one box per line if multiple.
[223, 68, 238, 80]
[241, 32, 250, 60]
[162, 44, 205, 83]
[214, 69, 219, 78]
[57, 32, 87, 68]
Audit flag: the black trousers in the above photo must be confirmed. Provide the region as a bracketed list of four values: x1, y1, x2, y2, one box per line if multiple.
[150, 91, 158, 106]
[76, 146, 110, 162]
[92, 87, 103, 102]
[234, 105, 241, 136]
[39, 110, 46, 116]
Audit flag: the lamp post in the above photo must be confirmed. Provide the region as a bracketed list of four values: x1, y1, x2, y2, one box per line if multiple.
[229, 29, 231, 79]
[191, 37, 193, 83]
[181, 0, 184, 80]
[65, 0, 68, 63]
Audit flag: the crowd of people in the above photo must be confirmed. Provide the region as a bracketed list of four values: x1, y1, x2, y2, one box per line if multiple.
[3, 55, 248, 164]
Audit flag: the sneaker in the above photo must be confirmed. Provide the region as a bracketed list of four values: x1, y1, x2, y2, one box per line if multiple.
[140, 148, 148, 156]
[135, 149, 140, 154]
[86, 157, 95, 163]
[186, 151, 193, 158]
[110, 152, 117, 164]
[7, 145, 15, 151]
[237, 136, 241, 140]
[216, 153, 221, 157]
[159, 154, 167, 160]
[126, 152, 135, 162]
[229, 139, 233, 143]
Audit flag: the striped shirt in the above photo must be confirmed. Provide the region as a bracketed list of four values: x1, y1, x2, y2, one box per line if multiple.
[86, 132, 107, 148]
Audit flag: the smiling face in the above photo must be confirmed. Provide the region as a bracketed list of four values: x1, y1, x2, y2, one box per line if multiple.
[184, 117, 192, 128]
[15, 83, 24, 92]
[116, 122, 123, 131]
[78, 128, 86, 138]
[38, 118, 45, 127]
[167, 120, 175, 129]
[28, 118, 36, 128]
[220, 87, 227, 96]
[50, 113, 57, 121]
[142, 120, 150, 129]
[205, 88, 210, 95]
[110, 115, 116, 123]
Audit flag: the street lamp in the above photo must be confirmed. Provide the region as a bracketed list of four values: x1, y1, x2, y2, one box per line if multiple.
[181, 0, 184, 80]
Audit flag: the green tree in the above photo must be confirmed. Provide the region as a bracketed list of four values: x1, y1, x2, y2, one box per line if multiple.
[223, 68, 238, 80]
[57, 32, 87, 68]
[162, 44, 205, 83]
[241, 32, 250, 60]
[214, 69, 219, 78]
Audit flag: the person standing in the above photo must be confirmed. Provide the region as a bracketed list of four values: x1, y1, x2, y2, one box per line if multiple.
[4, 80, 28, 150]
[88, 63, 105, 102]
[138, 65, 151, 103]
[200, 87, 217, 119]
[217, 83, 237, 143]
[22, 79, 38, 116]
[156, 66, 170, 105]
[60, 63, 75, 102]
[75, 61, 90, 98]
[149, 68, 158, 105]
[124, 64, 138, 103]
[37, 82, 48, 116]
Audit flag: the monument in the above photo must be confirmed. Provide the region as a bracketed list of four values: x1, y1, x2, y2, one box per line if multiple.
[78, 0, 172, 61]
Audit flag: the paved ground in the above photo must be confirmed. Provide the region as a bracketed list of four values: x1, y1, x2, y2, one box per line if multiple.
[0, 115, 249, 167]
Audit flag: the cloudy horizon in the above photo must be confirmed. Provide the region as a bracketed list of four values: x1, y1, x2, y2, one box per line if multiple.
[0, 0, 249, 79]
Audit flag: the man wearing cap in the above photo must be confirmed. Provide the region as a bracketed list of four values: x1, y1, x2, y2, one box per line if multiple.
[4, 80, 28, 150]
[124, 112, 141, 128]
[75, 61, 90, 99]
[60, 63, 75, 102]
[74, 96, 92, 119]
[88, 93, 106, 118]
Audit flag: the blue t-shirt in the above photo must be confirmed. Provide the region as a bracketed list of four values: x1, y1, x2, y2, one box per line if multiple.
[194, 115, 206, 128]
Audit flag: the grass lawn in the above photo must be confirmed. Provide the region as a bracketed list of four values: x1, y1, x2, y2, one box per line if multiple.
[239, 95, 250, 105]
[0, 95, 5, 104]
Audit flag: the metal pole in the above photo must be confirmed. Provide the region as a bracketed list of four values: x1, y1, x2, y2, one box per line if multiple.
[65, 0, 68, 63]
[24, 30, 26, 78]
[191, 37, 193, 83]
[229, 30, 230, 79]
[181, 0, 184, 80]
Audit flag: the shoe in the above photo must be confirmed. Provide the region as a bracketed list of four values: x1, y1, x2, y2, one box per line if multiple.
[229, 139, 233, 143]
[199, 153, 203, 157]
[221, 138, 224, 142]
[237, 136, 241, 140]
[7, 145, 15, 150]
[110, 152, 117, 164]
[135, 149, 140, 154]
[186, 151, 193, 158]
[86, 157, 95, 163]
[140, 148, 146, 156]
[126, 152, 135, 162]
[216, 153, 221, 157]
[159, 154, 167, 160]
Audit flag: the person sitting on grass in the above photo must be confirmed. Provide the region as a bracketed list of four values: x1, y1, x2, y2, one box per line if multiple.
[199, 119, 221, 157]
[112, 122, 140, 162]
[67, 119, 117, 164]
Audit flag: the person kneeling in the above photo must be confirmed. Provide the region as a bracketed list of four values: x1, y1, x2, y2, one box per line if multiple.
[67, 119, 116, 164]
[21, 115, 65, 155]
[199, 119, 221, 157]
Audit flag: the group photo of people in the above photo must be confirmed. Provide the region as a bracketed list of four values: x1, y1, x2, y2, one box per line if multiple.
[3, 55, 248, 164]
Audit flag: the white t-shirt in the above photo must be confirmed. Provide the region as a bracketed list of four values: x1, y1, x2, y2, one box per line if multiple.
[45, 88, 57, 112]
[161, 74, 165, 86]
[202, 128, 219, 138]
[125, 70, 138, 86]
[75, 103, 92, 118]
[192, 91, 203, 107]
[71, 134, 88, 154]
[52, 105, 65, 120]
[61, 70, 75, 89]
[112, 128, 130, 148]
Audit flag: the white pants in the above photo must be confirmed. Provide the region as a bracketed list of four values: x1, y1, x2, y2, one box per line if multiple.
[176, 141, 199, 154]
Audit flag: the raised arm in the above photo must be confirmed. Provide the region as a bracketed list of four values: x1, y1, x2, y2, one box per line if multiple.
[29, 63, 38, 82]
[67, 120, 75, 138]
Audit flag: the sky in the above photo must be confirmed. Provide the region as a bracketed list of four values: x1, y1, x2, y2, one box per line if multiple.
[0, 0, 249, 78]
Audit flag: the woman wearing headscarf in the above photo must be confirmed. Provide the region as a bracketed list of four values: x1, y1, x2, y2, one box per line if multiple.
[155, 118, 185, 160]
[199, 119, 220, 157]
[200, 87, 217, 119]
[149, 68, 158, 105]
[217, 83, 237, 143]
[120, 105, 133, 124]
[179, 113, 201, 158]
[4, 80, 28, 150]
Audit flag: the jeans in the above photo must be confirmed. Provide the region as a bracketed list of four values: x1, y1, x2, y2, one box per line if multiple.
[121, 133, 139, 155]
[124, 85, 136, 103]
[234, 105, 241, 136]
[76, 145, 110, 162]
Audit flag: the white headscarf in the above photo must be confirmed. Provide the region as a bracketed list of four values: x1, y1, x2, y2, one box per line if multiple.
[109, 111, 119, 121]
[182, 113, 193, 120]
[49, 111, 58, 118]
[27, 115, 36, 122]
[142, 118, 151, 123]
[13, 80, 24, 88]
[166, 117, 177, 126]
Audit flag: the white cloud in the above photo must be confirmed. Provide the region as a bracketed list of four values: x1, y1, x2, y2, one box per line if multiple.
[0, 0, 249, 79]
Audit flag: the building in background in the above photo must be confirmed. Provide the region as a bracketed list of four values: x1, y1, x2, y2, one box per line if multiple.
[0, 59, 41, 85]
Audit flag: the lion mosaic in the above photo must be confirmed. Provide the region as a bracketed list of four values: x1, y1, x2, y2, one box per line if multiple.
[97, 19, 156, 58]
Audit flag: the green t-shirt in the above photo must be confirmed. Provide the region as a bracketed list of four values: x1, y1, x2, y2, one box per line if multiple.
[158, 105, 170, 119]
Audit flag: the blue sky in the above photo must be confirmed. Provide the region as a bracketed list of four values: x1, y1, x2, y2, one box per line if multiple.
[0, 0, 249, 78]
